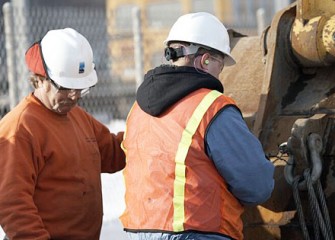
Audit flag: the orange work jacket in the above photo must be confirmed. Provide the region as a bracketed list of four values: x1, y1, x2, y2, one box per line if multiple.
[121, 89, 244, 240]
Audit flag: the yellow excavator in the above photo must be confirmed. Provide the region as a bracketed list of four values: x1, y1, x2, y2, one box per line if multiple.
[222, 0, 335, 239]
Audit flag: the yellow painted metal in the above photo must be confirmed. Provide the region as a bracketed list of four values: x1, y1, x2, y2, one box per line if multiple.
[291, 16, 329, 66]
[297, 0, 335, 20]
[323, 15, 335, 57]
[291, 0, 335, 66]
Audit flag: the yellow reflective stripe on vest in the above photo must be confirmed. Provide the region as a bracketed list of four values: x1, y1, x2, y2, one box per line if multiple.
[173, 90, 222, 231]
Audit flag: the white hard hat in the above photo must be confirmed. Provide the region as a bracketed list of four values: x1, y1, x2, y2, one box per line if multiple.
[26, 28, 97, 89]
[164, 12, 236, 66]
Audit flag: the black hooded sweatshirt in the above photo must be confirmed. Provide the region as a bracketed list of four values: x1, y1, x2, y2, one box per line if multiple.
[136, 65, 224, 117]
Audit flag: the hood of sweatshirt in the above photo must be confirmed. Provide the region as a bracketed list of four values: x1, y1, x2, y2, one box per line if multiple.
[136, 65, 224, 117]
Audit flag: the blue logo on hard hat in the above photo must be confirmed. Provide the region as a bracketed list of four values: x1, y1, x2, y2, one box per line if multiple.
[79, 62, 85, 74]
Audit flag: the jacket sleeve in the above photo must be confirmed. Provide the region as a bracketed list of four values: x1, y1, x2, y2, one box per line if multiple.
[205, 106, 275, 206]
[90, 117, 126, 173]
[0, 136, 51, 240]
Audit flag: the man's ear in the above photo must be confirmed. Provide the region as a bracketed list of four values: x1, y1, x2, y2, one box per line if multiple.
[200, 53, 210, 70]
[38, 77, 51, 92]
[36, 76, 44, 87]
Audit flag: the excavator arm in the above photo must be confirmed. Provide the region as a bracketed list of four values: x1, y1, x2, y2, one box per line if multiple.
[222, 0, 335, 239]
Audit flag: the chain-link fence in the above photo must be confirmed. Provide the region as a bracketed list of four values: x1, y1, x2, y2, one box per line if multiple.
[0, 0, 292, 123]
[0, 0, 137, 123]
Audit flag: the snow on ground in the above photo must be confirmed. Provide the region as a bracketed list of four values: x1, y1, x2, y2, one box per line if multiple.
[0, 119, 129, 240]
[92, 119, 129, 239]
[100, 171, 129, 240]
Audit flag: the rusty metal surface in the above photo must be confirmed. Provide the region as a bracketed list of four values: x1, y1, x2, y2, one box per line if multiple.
[284, 116, 327, 193]
[220, 34, 265, 129]
[243, 4, 298, 154]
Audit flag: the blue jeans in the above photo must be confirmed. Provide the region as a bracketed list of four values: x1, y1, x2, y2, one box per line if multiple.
[126, 232, 233, 240]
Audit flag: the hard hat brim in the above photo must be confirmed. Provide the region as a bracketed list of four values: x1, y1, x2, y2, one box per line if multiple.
[48, 68, 98, 89]
[224, 53, 236, 66]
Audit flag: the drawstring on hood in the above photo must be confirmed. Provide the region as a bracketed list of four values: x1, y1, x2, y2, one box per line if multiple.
[136, 65, 224, 116]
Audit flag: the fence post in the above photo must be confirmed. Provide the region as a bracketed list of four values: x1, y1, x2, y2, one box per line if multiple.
[12, 0, 31, 104]
[256, 8, 266, 36]
[3, 2, 17, 109]
[132, 7, 143, 90]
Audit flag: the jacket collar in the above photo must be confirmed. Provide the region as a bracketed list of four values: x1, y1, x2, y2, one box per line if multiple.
[136, 65, 223, 116]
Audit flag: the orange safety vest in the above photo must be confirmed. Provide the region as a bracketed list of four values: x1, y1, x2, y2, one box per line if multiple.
[121, 89, 244, 240]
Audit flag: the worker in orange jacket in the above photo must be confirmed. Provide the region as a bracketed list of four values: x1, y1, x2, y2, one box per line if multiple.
[0, 28, 125, 240]
[120, 12, 275, 240]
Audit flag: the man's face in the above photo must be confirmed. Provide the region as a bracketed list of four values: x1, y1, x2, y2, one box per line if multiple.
[207, 54, 225, 79]
[45, 79, 82, 115]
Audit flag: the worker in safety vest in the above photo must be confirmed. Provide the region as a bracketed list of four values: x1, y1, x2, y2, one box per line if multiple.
[0, 28, 125, 239]
[120, 12, 275, 240]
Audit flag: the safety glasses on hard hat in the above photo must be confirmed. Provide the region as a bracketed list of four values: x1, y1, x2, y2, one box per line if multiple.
[209, 54, 225, 71]
[49, 78, 91, 97]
